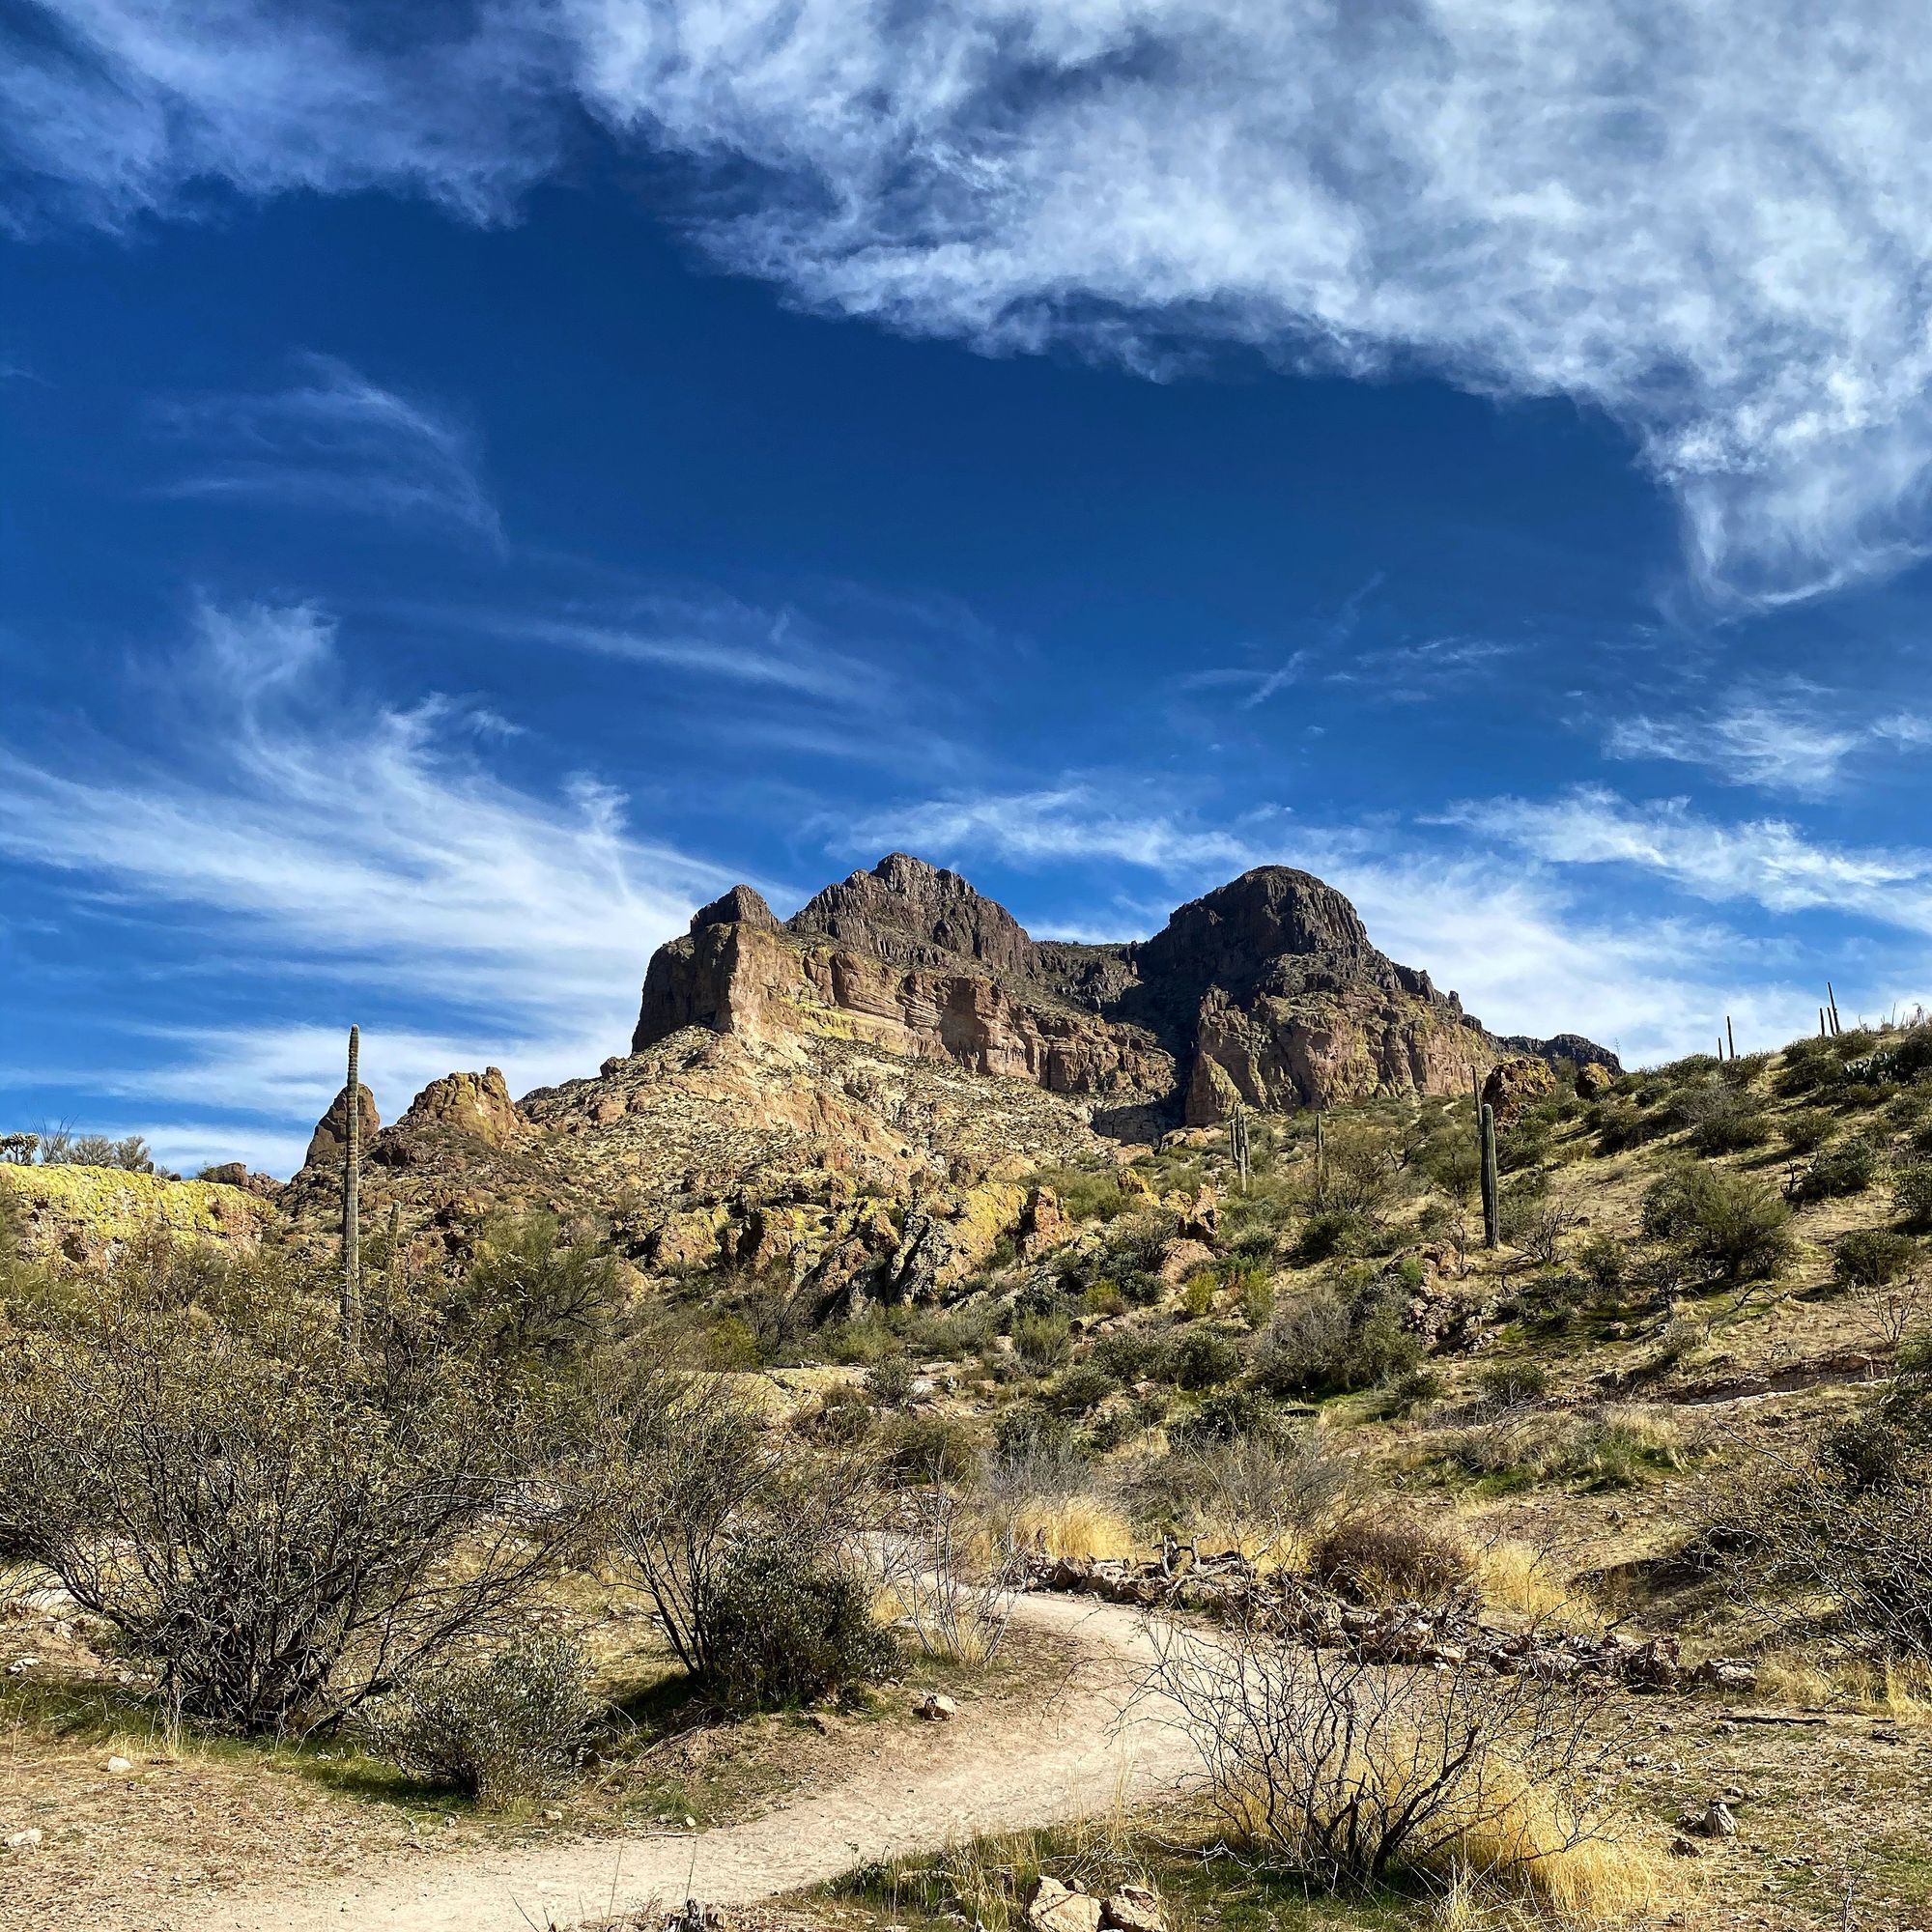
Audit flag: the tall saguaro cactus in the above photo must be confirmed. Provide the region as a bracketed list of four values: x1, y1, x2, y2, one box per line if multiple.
[341, 1025, 362, 1348]
[1314, 1111, 1326, 1208]
[1229, 1100, 1251, 1194]
[1480, 1102, 1499, 1251]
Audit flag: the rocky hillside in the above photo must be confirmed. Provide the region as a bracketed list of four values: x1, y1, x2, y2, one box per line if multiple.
[262, 856, 1610, 1308]
[636, 853, 1613, 1123]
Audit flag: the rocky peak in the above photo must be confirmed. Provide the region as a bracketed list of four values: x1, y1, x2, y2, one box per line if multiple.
[396, 1066, 530, 1148]
[786, 853, 1037, 980]
[691, 884, 778, 933]
[303, 1081, 379, 1170]
[1136, 867, 1379, 1002]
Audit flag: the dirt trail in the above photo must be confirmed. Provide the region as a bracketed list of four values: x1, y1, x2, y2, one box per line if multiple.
[189, 1593, 1197, 1932]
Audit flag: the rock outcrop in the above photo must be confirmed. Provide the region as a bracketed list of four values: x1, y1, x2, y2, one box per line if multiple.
[303, 1081, 379, 1171]
[636, 855, 1518, 1123]
[1500, 1032, 1624, 1075]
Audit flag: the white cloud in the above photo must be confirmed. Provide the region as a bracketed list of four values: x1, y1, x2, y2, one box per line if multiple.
[2, 0, 561, 230]
[1451, 786, 1932, 934]
[0, 597, 737, 1168]
[155, 354, 501, 542]
[19, 4, 1932, 597]
[1605, 690, 1865, 798]
[566, 0, 1932, 606]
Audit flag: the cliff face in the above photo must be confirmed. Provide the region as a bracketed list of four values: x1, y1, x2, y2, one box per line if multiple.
[633, 855, 1528, 1122]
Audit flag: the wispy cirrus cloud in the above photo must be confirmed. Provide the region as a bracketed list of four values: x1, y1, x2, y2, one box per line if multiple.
[154, 354, 501, 543]
[1, 0, 562, 232]
[16, 5, 1932, 601]
[1602, 687, 1932, 798]
[0, 596, 741, 1165]
[1449, 786, 1932, 937]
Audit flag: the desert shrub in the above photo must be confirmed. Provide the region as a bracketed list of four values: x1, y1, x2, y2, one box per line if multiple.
[1310, 1512, 1475, 1605]
[1143, 1611, 1634, 1904]
[701, 1538, 897, 1711]
[1640, 1163, 1793, 1290]
[1043, 1361, 1119, 1416]
[1291, 1209, 1364, 1264]
[1180, 1270, 1216, 1319]
[1780, 1108, 1835, 1154]
[39, 1131, 156, 1172]
[1498, 1194, 1578, 1266]
[1250, 1276, 1421, 1399]
[0, 1246, 591, 1733]
[1034, 1166, 1131, 1223]
[1894, 1161, 1932, 1234]
[359, 1630, 599, 1804]
[1789, 1136, 1881, 1202]
[1104, 1208, 1183, 1276]
[611, 1379, 864, 1682]
[1168, 1384, 1288, 1449]
[992, 1399, 1083, 1462]
[1125, 1429, 1355, 1547]
[863, 1353, 918, 1409]
[874, 1411, 984, 1485]
[1313, 1121, 1406, 1221]
[1681, 1084, 1772, 1155]
[1478, 1361, 1550, 1409]
[1707, 1353, 1932, 1658]
[1574, 1232, 1627, 1298]
[1382, 1366, 1443, 1415]
[1090, 1328, 1174, 1384]
[1011, 1310, 1073, 1372]
[1171, 1324, 1243, 1389]
[446, 1212, 624, 1369]
[1833, 1229, 1918, 1293]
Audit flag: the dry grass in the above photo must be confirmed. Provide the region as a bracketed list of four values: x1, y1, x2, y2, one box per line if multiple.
[976, 1494, 1140, 1565]
[1755, 1651, 1932, 1720]
[1464, 1536, 1603, 1631]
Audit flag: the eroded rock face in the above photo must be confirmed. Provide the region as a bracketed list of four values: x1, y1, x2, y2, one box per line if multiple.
[1482, 1055, 1559, 1128]
[303, 1082, 380, 1170]
[635, 854, 1512, 1122]
[396, 1066, 529, 1148]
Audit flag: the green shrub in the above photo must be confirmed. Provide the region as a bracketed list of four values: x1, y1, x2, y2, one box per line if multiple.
[1789, 1136, 1880, 1201]
[1477, 1361, 1550, 1408]
[701, 1540, 897, 1712]
[1780, 1108, 1835, 1155]
[1011, 1311, 1072, 1371]
[1833, 1229, 1919, 1293]
[1169, 1385, 1290, 1448]
[1894, 1161, 1932, 1235]
[1090, 1328, 1174, 1383]
[1171, 1324, 1244, 1389]
[864, 1353, 917, 1407]
[1180, 1270, 1216, 1319]
[1249, 1277, 1421, 1398]
[1291, 1210, 1364, 1264]
[359, 1631, 599, 1804]
[1575, 1233, 1628, 1298]
[1641, 1163, 1793, 1290]
[1044, 1361, 1119, 1416]
[874, 1411, 984, 1485]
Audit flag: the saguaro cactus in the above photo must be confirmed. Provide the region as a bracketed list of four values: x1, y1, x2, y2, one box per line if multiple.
[1229, 1100, 1251, 1194]
[1726, 1014, 1736, 1060]
[1828, 982, 1842, 1036]
[1480, 1102, 1499, 1251]
[341, 1025, 361, 1347]
[1315, 1111, 1326, 1208]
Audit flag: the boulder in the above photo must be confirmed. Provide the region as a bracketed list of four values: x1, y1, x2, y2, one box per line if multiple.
[1100, 1888, 1165, 1932]
[1481, 1056, 1557, 1129]
[303, 1079, 380, 1169]
[1577, 1062, 1616, 1099]
[1027, 1878, 1102, 1932]
[911, 1691, 957, 1721]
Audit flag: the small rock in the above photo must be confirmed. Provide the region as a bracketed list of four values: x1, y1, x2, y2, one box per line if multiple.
[1027, 1878, 1102, 1932]
[540, 1808, 563, 1824]
[1100, 1885, 1166, 1932]
[1679, 1800, 1738, 1839]
[6, 1657, 41, 1675]
[104, 1755, 134, 1775]
[913, 1691, 958, 1721]
[5, 1828, 43, 1853]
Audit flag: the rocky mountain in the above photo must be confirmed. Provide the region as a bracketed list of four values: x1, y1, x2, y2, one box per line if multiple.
[635, 854, 1582, 1123]
[268, 854, 1612, 1308]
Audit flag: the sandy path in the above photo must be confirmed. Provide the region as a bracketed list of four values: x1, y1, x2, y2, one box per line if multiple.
[190, 1593, 1198, 1932]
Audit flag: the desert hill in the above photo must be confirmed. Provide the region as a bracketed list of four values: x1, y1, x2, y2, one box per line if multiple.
[264, 855, 1611, 1304]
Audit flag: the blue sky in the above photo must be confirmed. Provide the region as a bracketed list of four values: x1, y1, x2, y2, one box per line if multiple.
[5, 1, 1932, 1175]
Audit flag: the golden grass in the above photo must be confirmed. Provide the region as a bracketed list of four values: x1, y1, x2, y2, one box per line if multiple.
[1755, 1651, 1932, 1720]
[981, 1494, 1140, 1564]
[1464, 1535, 1606, 1633]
